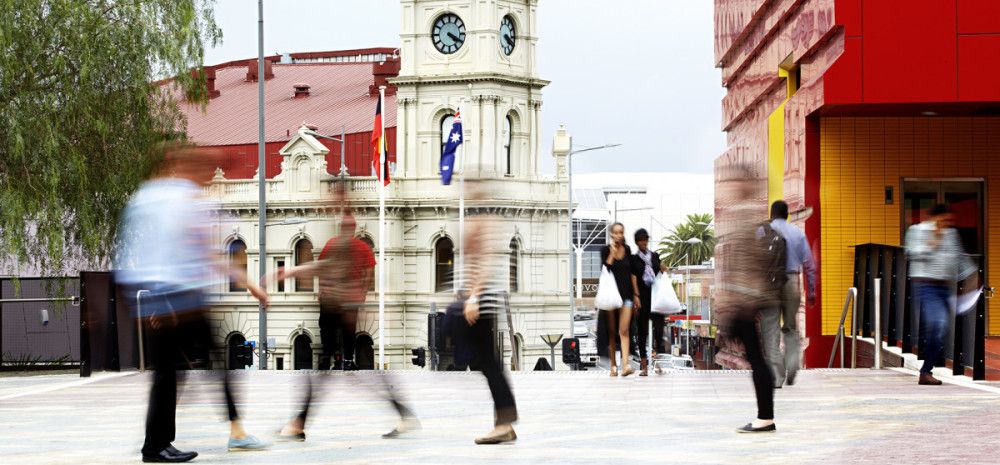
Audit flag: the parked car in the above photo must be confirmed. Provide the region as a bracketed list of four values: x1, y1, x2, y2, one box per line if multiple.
[653, 354, 694, 373]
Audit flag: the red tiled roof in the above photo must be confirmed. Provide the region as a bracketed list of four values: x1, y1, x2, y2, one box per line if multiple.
[173, 61, 397, 146]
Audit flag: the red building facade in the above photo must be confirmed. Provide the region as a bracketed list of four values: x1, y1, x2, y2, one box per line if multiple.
[714, 0, 1000, 370]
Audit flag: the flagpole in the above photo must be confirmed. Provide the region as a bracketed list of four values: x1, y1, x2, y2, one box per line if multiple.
[378, 85, 387, 370]
[457, 98, 466, 295]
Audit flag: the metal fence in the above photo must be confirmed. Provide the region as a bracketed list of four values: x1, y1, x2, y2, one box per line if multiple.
[1, 277, 81, 368]
[853, 243, 985, 379]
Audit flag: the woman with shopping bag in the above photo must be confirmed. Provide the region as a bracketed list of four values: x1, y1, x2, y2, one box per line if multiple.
[596, 222, 637, 377]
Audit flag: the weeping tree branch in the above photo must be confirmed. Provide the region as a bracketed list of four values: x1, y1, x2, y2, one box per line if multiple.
[0, 0, 221, 276]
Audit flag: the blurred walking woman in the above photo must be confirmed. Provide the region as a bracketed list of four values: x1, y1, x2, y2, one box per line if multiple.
[463, 205, 518, 444]
[601, 222, 636, 377]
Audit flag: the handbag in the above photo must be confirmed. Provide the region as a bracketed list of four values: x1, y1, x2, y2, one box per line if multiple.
[651, 273, 681, 315]
[595, 267, 624, 310]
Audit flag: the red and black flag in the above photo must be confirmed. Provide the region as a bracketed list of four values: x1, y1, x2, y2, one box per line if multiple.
[371, 95, 390, 186]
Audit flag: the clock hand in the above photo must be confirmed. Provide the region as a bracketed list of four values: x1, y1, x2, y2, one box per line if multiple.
[448, 32, 460, 42]
[504, 35, 514, 46]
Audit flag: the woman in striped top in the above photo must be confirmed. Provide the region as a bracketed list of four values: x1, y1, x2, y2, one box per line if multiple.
[462, 207, 518, 445]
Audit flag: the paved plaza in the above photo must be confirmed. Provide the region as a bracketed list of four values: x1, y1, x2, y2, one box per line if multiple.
[2, 368, 1000, 464]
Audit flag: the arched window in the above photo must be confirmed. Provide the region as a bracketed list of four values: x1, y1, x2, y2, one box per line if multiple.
[440, 113, 455, 167]
[294, 238, 314, 292]
[359, 236, 376, 291]
[228, 240, 247, 292]
[504, 115, 513, 176]
[509, 238, 519, 293]
[435, 237, 455, 292]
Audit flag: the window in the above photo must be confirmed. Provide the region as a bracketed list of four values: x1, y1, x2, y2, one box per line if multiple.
[359, 236, 376, 291]
[509, 238, 519, 293]
[504, 115, 513, 176]
[435, 237, 455, 292]
[276, 259, 285, 292]
[440, 113, 455, 165]
[228, 240, 247, 292]
[294, 238, 314, 292]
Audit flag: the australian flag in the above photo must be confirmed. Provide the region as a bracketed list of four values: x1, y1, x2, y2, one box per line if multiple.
[440, 110, 463, 185]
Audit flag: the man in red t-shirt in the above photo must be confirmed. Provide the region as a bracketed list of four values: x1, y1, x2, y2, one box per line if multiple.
[280, 214, 372, 369]
[276, 213, 418, 441]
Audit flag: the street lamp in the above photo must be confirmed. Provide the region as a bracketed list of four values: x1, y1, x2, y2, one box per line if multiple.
[565, 133, 621, 343]
[540, 333, 564, 370]
[303, 127, 349, 177]
[682, 237, 702, 356]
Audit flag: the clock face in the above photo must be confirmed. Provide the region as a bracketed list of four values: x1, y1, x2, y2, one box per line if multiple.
[500, 15, 516, 56]
[432, 13, 466, 54]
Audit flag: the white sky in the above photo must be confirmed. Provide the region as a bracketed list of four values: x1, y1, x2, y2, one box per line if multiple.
[204, 0, 725, 175]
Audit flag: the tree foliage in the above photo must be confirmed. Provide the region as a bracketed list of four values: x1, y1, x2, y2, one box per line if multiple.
[657, 213, 716, 269]
[0, 0, 221, 275]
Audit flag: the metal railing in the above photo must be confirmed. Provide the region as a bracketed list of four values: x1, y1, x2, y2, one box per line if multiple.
[828, 287, 858, 369]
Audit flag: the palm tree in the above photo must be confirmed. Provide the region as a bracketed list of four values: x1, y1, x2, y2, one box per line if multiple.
[657, 213, 716, 269]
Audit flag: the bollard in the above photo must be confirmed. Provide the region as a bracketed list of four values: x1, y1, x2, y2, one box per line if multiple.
[873, 278, 882, 370]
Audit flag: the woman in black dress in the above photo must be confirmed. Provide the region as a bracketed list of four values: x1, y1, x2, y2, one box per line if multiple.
[600, 222, 637, 377]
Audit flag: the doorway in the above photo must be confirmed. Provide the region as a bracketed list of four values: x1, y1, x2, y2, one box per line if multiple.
[293, 334, 313, 370]
[902, 179, 987, 376]
[355, 334, 375, 370]
[901, 179, 984, 255]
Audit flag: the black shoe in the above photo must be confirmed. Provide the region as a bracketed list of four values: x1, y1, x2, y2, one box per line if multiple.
[736, 423, 776, 433]
[474, 430, 517, 444]
[276, 430, 306, 442]
[142, 446, 198, 463]
[787, 369, 798, 386]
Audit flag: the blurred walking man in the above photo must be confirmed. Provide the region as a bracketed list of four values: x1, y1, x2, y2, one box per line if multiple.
[116, 146, 270, 463]
[905, 203, 977, 385]
[760, 200, 816, 387]
[277, 208, 419, 440]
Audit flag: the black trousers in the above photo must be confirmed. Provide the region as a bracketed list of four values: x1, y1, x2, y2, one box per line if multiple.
[142, 314, 239, 455]
[470, 315, 518, 426]
[319, 308, 357, 364]
[730, 316, 775, 420]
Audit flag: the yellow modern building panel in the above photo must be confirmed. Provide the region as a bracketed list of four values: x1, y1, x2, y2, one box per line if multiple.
[820, 116, 1000, 336]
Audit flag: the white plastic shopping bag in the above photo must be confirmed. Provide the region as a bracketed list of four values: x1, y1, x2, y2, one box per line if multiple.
[595, 267, 624, 310]
[651, 273, 681, 315]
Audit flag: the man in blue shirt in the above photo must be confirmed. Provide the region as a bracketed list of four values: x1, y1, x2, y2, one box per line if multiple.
[761, 200, 817, 388]
[117, 146, 270, 462]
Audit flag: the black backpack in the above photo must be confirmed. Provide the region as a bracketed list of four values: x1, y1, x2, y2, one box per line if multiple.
[759, 223, 788, 293]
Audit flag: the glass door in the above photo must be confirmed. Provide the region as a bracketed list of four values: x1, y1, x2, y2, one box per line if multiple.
[902, 179, 984, 255]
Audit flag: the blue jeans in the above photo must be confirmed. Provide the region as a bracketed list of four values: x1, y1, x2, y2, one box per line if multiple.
[915, 282, 951, 374]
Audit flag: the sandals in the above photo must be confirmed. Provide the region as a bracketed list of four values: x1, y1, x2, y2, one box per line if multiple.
[610, 366, 618, 377]
[621, 365, 635, 377]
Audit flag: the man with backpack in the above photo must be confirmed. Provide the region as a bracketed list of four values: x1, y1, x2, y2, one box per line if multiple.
[760, 200, 816, 388]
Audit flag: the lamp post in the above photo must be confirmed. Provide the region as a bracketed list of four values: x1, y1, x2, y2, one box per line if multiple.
[682, 237, 702, 356]
[540, 333, 563, 370]
[256, 0, 267, 369]
[303, 127, 348, 177]
[565, 136, 621, 343]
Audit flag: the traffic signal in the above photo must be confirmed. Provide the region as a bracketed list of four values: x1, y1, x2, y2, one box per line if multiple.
[411, 347, 426, 367]
[562, 338, 580, 365]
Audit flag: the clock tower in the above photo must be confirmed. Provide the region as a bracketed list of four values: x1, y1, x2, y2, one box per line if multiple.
[393, 0, 548, 180]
